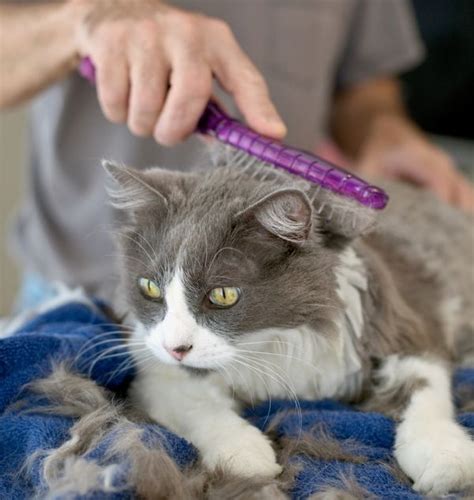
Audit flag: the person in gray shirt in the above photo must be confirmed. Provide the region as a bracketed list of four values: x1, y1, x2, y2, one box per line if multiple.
[0, 0, 472, 307]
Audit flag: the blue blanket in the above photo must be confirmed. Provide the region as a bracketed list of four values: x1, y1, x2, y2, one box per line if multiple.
[1, 301, 472, 499]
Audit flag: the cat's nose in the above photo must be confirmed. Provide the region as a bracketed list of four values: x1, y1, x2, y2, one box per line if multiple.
[166, 344, 193, 361]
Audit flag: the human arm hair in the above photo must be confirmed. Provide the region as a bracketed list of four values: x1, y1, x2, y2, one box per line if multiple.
[0, 2, 81, 108]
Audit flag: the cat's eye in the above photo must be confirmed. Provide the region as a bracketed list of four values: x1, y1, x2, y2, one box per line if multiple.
[208, 287, 241, 308]
[138, 277, 162, 300]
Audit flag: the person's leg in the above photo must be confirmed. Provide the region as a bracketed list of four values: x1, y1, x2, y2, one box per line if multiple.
[14, 273, 59, 313]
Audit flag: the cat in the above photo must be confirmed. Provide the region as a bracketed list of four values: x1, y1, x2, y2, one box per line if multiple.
[104, 154, 474, 496]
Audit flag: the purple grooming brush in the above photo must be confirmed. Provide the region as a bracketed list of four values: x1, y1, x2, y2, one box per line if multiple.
[79, 56, 388, 210]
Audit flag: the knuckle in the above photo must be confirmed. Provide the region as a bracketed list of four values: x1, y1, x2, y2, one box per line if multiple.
[135, 95, 162, 119]
[135, 20, 160, 47]
[174, 12, 200, 38]
[138, 18, 158, 35]
[133, 99, 155, 116]
[130, 95, 160, 125]
[209, 17, 232, 37]
[243, 68, 266, 88]
[96, 22, 127, 45]
[189, 76, 212, 99]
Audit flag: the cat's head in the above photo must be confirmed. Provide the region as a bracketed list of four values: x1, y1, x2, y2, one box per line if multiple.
[105, 160, 374, 371]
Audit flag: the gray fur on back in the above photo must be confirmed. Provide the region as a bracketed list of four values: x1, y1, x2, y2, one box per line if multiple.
[366, 180, 474, 359]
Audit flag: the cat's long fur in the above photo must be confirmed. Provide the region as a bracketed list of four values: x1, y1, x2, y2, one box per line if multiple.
[23, 363, 298, 499]
[62, 156, 470, 496]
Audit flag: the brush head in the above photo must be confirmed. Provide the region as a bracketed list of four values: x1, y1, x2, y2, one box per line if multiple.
[198, 103, 389, 211]
[210, 145, 379, 239]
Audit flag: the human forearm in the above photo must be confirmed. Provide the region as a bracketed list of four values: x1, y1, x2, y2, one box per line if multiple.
[330, 78, 407, 159]
[0, 2, 81, 108]
[331, 77, 474, 211]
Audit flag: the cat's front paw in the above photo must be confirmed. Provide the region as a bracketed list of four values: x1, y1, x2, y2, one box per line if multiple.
[395, 419, 474, 495]
[203, 425, 282, 478]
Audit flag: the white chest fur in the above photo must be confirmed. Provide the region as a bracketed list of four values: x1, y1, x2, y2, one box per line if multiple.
[225, 247, 368, 403]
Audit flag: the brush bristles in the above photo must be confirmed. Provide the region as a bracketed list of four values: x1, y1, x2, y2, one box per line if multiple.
[210, 144, 378, 239]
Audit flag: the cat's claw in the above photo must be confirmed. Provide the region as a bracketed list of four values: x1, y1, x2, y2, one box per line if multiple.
[203, 426, 282, 478]
[395, 419, 474, 495]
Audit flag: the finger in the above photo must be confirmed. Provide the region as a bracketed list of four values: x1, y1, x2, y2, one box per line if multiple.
[128, 51, 169, 137]
[355, 157, 391, 179]
[95, 53, 129, 123]
[384, 157, 454, 203]
[453, 174, 474, 212]
[425, 172, 455, 204]
[211, 27, 286, 139]
[195, 95, 227, 145]
[154, 60, 212, 145]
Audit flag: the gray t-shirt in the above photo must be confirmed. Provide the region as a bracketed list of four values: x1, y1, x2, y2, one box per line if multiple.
[10, 0, 423, 300]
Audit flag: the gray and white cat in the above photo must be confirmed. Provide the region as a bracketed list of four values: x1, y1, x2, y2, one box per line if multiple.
[104, 155, 474, 496]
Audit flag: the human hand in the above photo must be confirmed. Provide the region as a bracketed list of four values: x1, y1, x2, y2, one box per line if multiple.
[356, 115, 474, 212]
[70, 0, 286, 145]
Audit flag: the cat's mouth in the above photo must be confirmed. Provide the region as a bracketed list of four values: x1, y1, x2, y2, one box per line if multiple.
[181, 366, 212, 376]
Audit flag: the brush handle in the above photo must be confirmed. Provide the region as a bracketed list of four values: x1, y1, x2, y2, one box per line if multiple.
[79, 57, 388, 210]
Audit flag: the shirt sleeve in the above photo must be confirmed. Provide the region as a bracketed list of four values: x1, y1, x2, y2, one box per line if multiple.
[336, 0, 425, 88]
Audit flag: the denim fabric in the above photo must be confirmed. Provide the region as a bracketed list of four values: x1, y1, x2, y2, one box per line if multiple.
[14, 274, 58, 312]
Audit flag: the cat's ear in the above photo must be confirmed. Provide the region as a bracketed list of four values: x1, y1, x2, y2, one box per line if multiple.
[102, 160, 168, 213]
[238, 189, 312, 244]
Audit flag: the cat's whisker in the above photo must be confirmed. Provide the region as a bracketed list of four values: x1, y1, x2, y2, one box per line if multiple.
[78, 344, 146, 367]
[233, 354, 303, 439]
[74, 332, 131, 360]
[78, 336, 135, 352]
[103, 359, 136, 384]
[87, 353, 127, 378]
[83, 322, 132, 329]
[231, 355, 293, 427]
[132, 230, 159, 262]
[127, 353, 159, 375]
[87, 349, 138, 377]
[237, 340, 296, 347]
[115, 231, 159, 277]
[223, 356, 256, 407]
[83, 341, 144, 367]
[206, 246, 245, 277]
[235, 348, 320, 373]
[114, 227, 159, 265]
[245, 354, 303, 422]
[214, 361, 237, 402]
[102, 348, 154, 384]
[234, 356, 275, 426]
[203, 229, 210, 271]
[130, 354, 157, 371]
[229, 357, 267, 409]
[75, 336, 142, 362]
[232, 354, 290, 402]
[243, 357, 274, 421]
[105, 252, 157, 277]
[85, 344, 147, 375]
